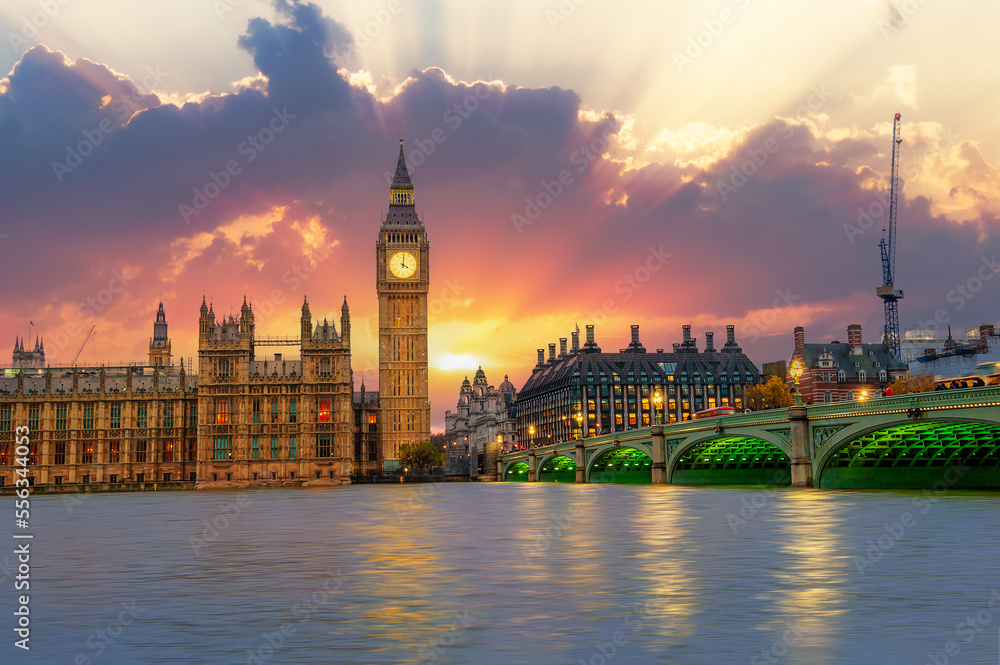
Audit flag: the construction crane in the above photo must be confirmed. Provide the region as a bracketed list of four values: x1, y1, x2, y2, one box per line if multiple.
[876, 112, 904, 358]
[71, 325, 96, 366]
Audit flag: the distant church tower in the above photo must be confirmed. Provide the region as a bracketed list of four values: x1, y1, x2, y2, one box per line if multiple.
[376, 136, 431, 462]
[148, 302, 172, 368]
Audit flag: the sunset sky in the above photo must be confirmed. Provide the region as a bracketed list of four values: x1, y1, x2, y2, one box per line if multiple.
[1, 0, 998, 429]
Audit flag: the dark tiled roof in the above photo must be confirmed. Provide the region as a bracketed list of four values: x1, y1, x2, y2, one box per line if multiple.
[519, 350, 760, 398]
[798, 342, 906, 379]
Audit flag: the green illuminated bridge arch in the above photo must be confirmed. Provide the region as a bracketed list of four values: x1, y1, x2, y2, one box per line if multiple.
[499, 386, 1000, 489]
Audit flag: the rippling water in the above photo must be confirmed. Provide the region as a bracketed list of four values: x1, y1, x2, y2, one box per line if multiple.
[3, 484, 1000, 664]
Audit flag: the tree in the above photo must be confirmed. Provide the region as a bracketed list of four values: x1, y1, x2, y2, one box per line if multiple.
[890, 372, 936, 395]
[399, 441, 445, 475]
[745, 375, 794, 411]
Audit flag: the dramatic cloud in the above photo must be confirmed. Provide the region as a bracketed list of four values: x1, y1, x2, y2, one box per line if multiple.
[1, 0, 998, 429]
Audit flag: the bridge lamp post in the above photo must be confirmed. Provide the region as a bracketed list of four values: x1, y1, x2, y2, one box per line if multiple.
[529, 424, 535, 448]
[789, 359, 804, 405]
[653, 391, 663, 425]
[575, 412, 583, 439]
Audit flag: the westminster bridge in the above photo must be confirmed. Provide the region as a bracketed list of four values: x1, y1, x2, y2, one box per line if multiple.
[499, 386, 1000, 489]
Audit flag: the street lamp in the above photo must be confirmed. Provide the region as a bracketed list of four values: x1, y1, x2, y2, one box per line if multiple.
[789, 358, 803, 405]
[529, 424, 535, 448]
[575, 412, 583, 439]
[859, 389, 868, 401]
[653, 390, 663, 425]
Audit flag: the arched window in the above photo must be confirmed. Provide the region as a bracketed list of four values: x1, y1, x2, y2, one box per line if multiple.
[218, 359, 229, 379]
[320, 358, 330, 376]
[879, 370, 887, 382]
[858, 370, 867, 382]
[837, 371, 845, 383]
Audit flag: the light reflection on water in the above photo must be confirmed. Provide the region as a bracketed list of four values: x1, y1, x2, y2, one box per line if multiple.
[3, 484, 999, 664]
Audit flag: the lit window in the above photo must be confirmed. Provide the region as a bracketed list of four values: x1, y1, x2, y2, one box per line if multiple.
[216, 399, 231, 424]
[318, 399, 331, 423]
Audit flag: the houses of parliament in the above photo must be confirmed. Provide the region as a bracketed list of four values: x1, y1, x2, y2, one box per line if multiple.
[0, 140, 430, 490]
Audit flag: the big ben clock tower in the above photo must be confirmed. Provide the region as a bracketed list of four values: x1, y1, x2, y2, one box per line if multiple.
[377, 136, 431, 464]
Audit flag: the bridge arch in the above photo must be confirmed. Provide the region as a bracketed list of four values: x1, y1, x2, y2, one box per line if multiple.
[537, 455, 576, 482]
[814, 417, 1000, 489]
[668, 434, 791, 486]
[587, 444, 653, 483]
[502, 461, 530, 482]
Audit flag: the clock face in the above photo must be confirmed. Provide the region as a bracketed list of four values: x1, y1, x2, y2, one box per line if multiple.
[389, 251, 417, 278]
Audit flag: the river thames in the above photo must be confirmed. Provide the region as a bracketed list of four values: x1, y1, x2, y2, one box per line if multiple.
[3, 483, 999, 664]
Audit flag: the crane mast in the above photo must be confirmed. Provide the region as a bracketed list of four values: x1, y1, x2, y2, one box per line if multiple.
[876, 113, 904, 358]
[71, 325, 96, 366]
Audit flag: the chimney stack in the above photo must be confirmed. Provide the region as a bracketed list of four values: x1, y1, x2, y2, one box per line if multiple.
[571, 330, 580, 353]
[705, 332, 715, 352]
[683, 325, 692, 344]
[559, 338, 568, 357]
[586, 325, 595, 345]
[794, 326, 805, 349]
[631, 325, 640, 344]
[536, 349, 545, 366]
[548, 343, 556, 362]
[848, 324, 862, 354]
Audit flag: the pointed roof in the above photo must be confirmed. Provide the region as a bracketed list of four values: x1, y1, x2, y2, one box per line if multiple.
[392, 135, 412, 187]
